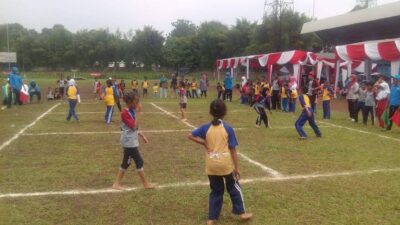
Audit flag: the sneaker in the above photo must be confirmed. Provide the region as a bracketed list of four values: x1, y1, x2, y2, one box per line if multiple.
[299, 137, 307, 140]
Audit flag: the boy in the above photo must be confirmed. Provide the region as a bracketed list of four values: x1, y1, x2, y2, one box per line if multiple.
[322, 80, 334, 119]
[152, 83, 159, 98]
[295, 86, 322, 140]
[112, 92, 156, 190]
[179, 87, 187, 121]
[142, 78, 149, 98]
[191, 78, 198, 98]
[281, 82, 289, 112]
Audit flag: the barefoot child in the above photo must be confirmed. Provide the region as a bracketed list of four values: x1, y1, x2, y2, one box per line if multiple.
[179, 87, 187, 120]
[112, 92, 156, 190]
[188, 99, 252, 225]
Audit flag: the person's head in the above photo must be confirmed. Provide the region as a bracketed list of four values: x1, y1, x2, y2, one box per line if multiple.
[106, 79, 113, 87]
[274, 75, 279, 80]
[366, 81, 374, 91]
[144, 76, 147, 81]
[68, 79, 76, 86]
[124, 91, 140, 109]
[12, 67, 19, 74]
[217, 82, 221, 85]
[378, 74, 386, 82]
[209, 99, 227, 125]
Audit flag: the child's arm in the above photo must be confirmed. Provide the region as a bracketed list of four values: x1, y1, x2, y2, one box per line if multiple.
[138, 131, 148, 144]
[229, 148, 240, 180]
[188, 134, 208, 150]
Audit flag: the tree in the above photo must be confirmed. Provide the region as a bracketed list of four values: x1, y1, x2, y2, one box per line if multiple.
[169, 19, 197, 38]
[131, 26, 165, 68]
[222, 19, 257, 57]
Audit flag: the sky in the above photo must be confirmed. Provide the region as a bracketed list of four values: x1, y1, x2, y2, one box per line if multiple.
[0, 0, 398, 34]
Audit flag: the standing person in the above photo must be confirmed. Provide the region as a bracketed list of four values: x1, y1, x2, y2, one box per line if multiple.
[188, 99, 252, 225]
[102, 79, 115, 124]
[8, 67, 23, 105]
[271, 75, 282, 110]
[2, 79, 11, 108]
[355, 83, 367, 122]
[171, 73, 178, 98]
[142, 77, 149, 98]
[321, 80, 334, 119]
[57, 74, 66, 100]
[295, 86, 322, 140]
[93, 78, 100, 99]
[28, 80, 41, 103]
[131, 78, 139, 95]
[216, 82, 224, 100]
[20, 80, 30, 104]
[184, 79, 192, 98]
[112, 92, 156, 190]
[159, 75, 168, 98]
[346, 74, 360, 122]
[119, 79, 126, 97]
[252, 94, 269, 128]
[191, 78, 199, 98]
[281, 82, 289, 112]
[288, 76, 298, 114]
[200, 73, 208, 98]
[179, 87, 187, 121]
[66, 79, 79, 122]
[375, 75, 390, 128]
[223, 72, 233, 102]
[306, 72, 320, 112]
[113, 79, 122, 112]
[363, 81, 376, 126]
[152, 83, 159, 98]
[386, 75, 400, 131]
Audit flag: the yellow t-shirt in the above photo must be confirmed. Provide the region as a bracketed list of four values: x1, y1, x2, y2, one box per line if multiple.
[281, 87, 287, 98]
[323, 88, 332, 101]
[67, 86, 78, 100]
[131, 81, 138, 90]
[191, 82, 197, 90]
[153, 86, 159, 93]
[142, 81, 148, 89]
[104, 87, 115, 106]
[255, 84, 261, 95]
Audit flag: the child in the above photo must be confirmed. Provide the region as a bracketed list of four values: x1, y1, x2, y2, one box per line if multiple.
[47, 87, 54, 100]
[216, 82, 224, 100]
[2, 79, 11, 108]
[321, 80, 334, 119]
[295, 86, 322, 140]
[288, 76, 298, 114]
[131, 79, 138, 95]
[152, 83, 159, 98]
[188, 99, 252, 225]
[142, 78, 149, 98]
[355, 83, 367, 123]
[261, 83, 272, 113]
[252, 94, 269, 128]
[93, 78, 100, 99]
[191, 78, 198, 98]
[66, 79, 79, 122]
[281, 82, 289, 112]
[112, 92, 156, 190]
[185, 79, 192, 98]
[179, 87, 187, 120]
[102, 79, 115, 124]
[363, 82, 375, 125]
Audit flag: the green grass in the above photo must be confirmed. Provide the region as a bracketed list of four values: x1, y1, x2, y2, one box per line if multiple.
[0, 78, 400, 224]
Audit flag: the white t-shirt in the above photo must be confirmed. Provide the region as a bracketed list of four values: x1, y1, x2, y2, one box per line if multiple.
[376, 81, 390, 100]
[346, 82, 359, 100]
[59, 80, 66, 88]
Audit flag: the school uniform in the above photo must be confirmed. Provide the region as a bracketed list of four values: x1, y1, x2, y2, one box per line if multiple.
[387, 83, 400, 130]
[322, 86, 334, 119]
[363, 91, 375, 125]
[103, 86, 115, 124]
[281, 87, 289, 112]
[253, 95, 269, 127]
[191, 82, 198, 98]
[66, 85, 79, 121]
[192, 121, 245, 220]
[295, 94, 321, 138]
[142, 81, 149, 96]
[289, 88, 298, 113]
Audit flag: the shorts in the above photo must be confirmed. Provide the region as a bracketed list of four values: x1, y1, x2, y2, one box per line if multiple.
[120, 147, 144, 171]
[180, 103, 187, 109]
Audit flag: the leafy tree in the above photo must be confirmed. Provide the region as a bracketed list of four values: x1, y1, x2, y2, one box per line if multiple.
[131, 26, 165, 68]
[169, 19, 197, 38]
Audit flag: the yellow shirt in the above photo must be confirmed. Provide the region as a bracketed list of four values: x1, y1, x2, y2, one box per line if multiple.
[323, 88, 332, 101]
[104, 87, 115, 106]
[142, 81, 148, 89]
[281, 87, 287, 98]
[153, 86, 159, 93]
[290, 89, 298, 99]
[255, 84, 261, 95]
[67, 86, 78, 100]
[131, 81, 138, 90]
[191, 82, 197, 90]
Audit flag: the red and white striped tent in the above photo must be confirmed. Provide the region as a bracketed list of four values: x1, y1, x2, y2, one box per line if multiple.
[216, 50, 335, 87]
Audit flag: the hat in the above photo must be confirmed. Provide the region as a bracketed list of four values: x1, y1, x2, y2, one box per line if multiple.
[392, 75, 400, 80]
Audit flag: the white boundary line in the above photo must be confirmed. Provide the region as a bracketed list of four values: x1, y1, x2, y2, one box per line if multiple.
[150, 102, 283, 177]
[0, 103, 61, 152]
[318, 121, 400, 143]
[1, 168, 398, 199]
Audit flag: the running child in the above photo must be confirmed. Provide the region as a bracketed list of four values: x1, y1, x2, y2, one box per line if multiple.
[321, 79, 334, 119]
[102, 79, 115, 124]
[188, 99, 252, 225]
[112, 92, 156, 190]
[295, 86, 322, 140]
[179, 86, 187, 121]
[251, 94, 269, 128]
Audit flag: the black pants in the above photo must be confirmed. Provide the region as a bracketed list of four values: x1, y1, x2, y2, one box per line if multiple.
[223, 89, 232, 101]
[115, 97, 122, 112]
[355, 101, 365, 123]
[387, 105, 400, 130]
[30, 92, 41, 102]
[254, 105, 269, 127]
[363, 106, 375, 125]
[348, 99, 358, 121]
[201, 90, 207, 98]
[308, 94, 316, 112]
[13, 89, 21, 105]
[271, 90, 280, 110]
[191, 90, 198, 98]
[186, 90, 191, 98]
[120, 147, 144, 171]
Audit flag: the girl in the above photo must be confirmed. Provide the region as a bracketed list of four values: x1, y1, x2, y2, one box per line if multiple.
[281, 82, 289, 112]
[179, 87, 187, 120]
[66, 79, 79, 122]
[295, 86, 322, 140]
[321, 80, 334, 119]
[288, 76, 298, 114]
[363, 82, 375, 126]
[188, 99, 252, 225]
[102, 79, 115, 124]
[252, 94, 269, 128]
[216, 82, 224, 100]
[142, 78, 149, 98]
[200, 74, 208, 98]
[112, 92, 156, 190]
[191, 78, 198, 98]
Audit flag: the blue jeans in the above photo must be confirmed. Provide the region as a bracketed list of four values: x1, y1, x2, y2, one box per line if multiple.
[282, 98, 289, 112]
[322, 100, 331, 119]
[208, 173, 245, 220]
[295, 108, 321, 138]
[67, 99, 78, 121]
[289, 99, 296, 112]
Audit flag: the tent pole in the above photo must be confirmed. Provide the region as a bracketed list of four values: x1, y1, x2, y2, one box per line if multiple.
[364, 59, 372, 82]
[246, 59, 250, 80]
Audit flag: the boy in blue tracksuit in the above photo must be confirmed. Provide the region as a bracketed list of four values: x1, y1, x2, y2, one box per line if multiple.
[223, 72, 233, 102]
[295, 86, 322, 140]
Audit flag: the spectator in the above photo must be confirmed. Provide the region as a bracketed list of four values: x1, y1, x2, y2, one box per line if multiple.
[2, 79, 12, 109]
[159, 74, 168, 98]
[346, 74, 360, 122]
[199, 73, 208, 98]
[386, 75, 400, 131]
[271, 75, 282, 110]
[8, 67, 23, 105]
[28, 80, 41, 103]
[223, 72, 233, 102]
[47, 87, 55, 100]
[375, 75, 390, 128]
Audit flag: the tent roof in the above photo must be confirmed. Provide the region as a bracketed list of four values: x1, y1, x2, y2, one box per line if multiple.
[301, 1, 400, 45]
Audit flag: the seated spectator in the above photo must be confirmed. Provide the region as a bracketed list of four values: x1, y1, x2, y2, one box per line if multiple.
[47, 87, 55, 100]
[29, 80, 41, 103]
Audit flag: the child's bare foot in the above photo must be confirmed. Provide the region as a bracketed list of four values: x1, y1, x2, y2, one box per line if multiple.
[206, 219, 215, 225]
[112, 183, 125, 190]
[144, 183, 157, 189]
[240, 212, 253, 221]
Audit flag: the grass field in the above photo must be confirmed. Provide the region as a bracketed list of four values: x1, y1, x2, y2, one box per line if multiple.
[1, 79, 400, 225]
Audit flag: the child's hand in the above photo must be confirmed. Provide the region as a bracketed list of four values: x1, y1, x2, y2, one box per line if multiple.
[142, 136, 149, 144]
[234, 169, 241, 181]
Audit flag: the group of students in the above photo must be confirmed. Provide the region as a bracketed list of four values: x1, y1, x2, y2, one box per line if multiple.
[345, 74, 400, 130]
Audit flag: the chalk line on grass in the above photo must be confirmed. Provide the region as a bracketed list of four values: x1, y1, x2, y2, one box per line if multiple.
[1, 168, 399, 199]
[150, 102, 282, 177]
[0, 103, 61, 152]
[318, 121, 400, 142]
